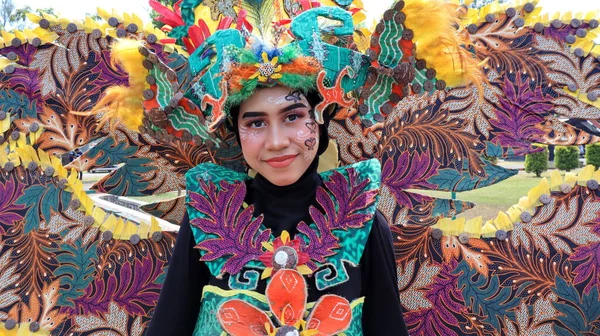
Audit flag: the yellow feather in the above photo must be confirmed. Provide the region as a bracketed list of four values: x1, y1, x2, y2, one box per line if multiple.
[403, 0, 484, 88]
[82, 39, 147, 131]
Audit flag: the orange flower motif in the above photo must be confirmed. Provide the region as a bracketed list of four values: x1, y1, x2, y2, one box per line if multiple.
[250, 52, 283, 82]
[259, 230, 312, 279]
[217, 269, 352, 336]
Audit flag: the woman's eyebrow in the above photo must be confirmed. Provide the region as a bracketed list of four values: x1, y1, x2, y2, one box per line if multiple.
[241, 111, 267, 119]
[280, 103, 307, 113]
[241, 103, 307, 119]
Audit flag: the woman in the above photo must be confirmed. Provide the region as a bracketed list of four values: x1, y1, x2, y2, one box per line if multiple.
[146, 85, 408, 335]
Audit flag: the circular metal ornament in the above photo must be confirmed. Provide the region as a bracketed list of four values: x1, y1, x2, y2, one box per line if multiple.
[430, 228, 443, 240]
[127, 23, 138, 33]
[66, 23, 78, 33]
[27, 162, 38, 172]
[83, 216, 95, 226]
[551, 19, 563, 29]
[70, 198, 81, 210]
[505, 7, 516, 18]
[272, 246, 299, 271]
[412, 83, 422, 94]
[539, 194, 552, 204]
[102, 231, 113, 241]
[39, 18, 50, 29]
[587, 179, 599, 190]
[29, 321, 40, 332]
[152, 231, 163, 242]
[147, 34, 158, 44]
[31, 37, 42, 47]
[495, 230, 508, 241]
[5, 319, 16, 330]
[520, 212, 532, 222]
[91, 29, 102, 39]
[560, 183, 572, 194]
[467, 24, 478, 34]
[3, 162, 15, 172]
[435, 80, 447, 90]
[108, 17, 119, 27]
[533, 22, 545, 33]
[130, 234, 141, 245]
[29, 122, 40, 132]
[514, 18, 525, 28]
[458, 233, 470, 244]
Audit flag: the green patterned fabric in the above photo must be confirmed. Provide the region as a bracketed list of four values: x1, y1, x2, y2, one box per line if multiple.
[185, 159, 381, 288]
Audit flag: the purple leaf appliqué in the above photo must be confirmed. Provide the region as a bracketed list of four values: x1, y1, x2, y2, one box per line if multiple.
[382, 151, 440, 208]
[299, 168, 377, 264]
[188, 180, 271, 275]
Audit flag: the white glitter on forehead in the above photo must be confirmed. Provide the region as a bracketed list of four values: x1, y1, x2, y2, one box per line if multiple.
[266, 91, 309, 106]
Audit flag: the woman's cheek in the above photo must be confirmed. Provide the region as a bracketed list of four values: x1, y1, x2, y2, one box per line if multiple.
[295, 120, 318, 156]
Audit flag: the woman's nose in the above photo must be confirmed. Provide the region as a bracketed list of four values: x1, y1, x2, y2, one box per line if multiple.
[264, 126, 290, 151]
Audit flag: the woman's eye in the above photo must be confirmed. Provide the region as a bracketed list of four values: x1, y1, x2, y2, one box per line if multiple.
[286, 114, 299, 122]
[250, 120, 265, 128]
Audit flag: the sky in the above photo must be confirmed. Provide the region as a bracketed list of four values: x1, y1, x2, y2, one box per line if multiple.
[15, 0, 600, 24]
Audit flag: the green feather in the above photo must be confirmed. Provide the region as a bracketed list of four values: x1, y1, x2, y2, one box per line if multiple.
[242, 0, 275, 40]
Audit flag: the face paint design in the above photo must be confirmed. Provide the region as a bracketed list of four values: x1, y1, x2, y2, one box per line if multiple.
[267, 90, 304, 105]
[238, 124, 259, 141]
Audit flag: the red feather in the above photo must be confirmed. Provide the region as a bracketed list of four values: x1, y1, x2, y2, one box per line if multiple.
[149, 0, 185, 27]
[217, 16, 234, 30]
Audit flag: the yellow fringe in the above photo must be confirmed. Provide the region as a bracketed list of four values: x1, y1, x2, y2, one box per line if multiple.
[403, 0, 484, 88]
[0, 140, 164, 240]
[431, 165, 600, 238]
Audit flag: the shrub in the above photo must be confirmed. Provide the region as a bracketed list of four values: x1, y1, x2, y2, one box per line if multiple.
[555, 146, 579, 172]
[525, 145, 548, 177]
[586, 143, 600, 169]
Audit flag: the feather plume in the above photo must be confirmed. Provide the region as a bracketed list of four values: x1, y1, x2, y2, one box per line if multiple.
[241, 0, 276, 41]
[72, 39, 147, 131]
[403, 0, 484, 88]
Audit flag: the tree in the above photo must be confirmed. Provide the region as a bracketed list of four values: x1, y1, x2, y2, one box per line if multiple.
[525, 145, 548, 177]
[0, 0, 14, 29]
[555, 146, 580, 172]
[0, 3, 56, 31]
[586, 143, 600, 169]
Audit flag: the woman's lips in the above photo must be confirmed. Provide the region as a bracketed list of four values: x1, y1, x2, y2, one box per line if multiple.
[264, 154, 297, 168]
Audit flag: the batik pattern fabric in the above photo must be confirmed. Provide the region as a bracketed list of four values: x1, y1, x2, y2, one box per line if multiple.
[184, 158, 380, 334]
[2, 0, 600, 335]
[0, 155, 176, 335]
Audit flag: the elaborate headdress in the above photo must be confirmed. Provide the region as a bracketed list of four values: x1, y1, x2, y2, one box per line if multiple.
[135, 0, 481, 167]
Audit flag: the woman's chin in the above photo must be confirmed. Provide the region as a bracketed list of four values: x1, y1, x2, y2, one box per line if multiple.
[260, 169, 302, 186]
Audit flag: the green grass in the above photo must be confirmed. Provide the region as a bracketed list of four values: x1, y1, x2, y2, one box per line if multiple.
[410, 168, 582, 220]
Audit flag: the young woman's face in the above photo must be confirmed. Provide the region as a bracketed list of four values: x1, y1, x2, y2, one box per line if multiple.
[237, 86, 319, 186]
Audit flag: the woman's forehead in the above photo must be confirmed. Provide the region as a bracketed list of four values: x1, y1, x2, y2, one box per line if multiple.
[239, 87, 309, 112]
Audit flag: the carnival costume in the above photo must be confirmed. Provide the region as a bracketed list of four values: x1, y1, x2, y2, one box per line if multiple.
[2, 0, 600, 335]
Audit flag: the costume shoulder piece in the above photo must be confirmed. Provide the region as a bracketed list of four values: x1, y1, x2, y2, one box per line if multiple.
[185, 158, 381, 290]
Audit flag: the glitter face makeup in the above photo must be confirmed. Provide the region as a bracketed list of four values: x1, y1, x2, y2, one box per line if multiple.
[237, 86, 319, 186]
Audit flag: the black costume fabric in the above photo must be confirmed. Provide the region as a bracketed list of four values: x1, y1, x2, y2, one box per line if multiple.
[146, 159, 408, 335]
